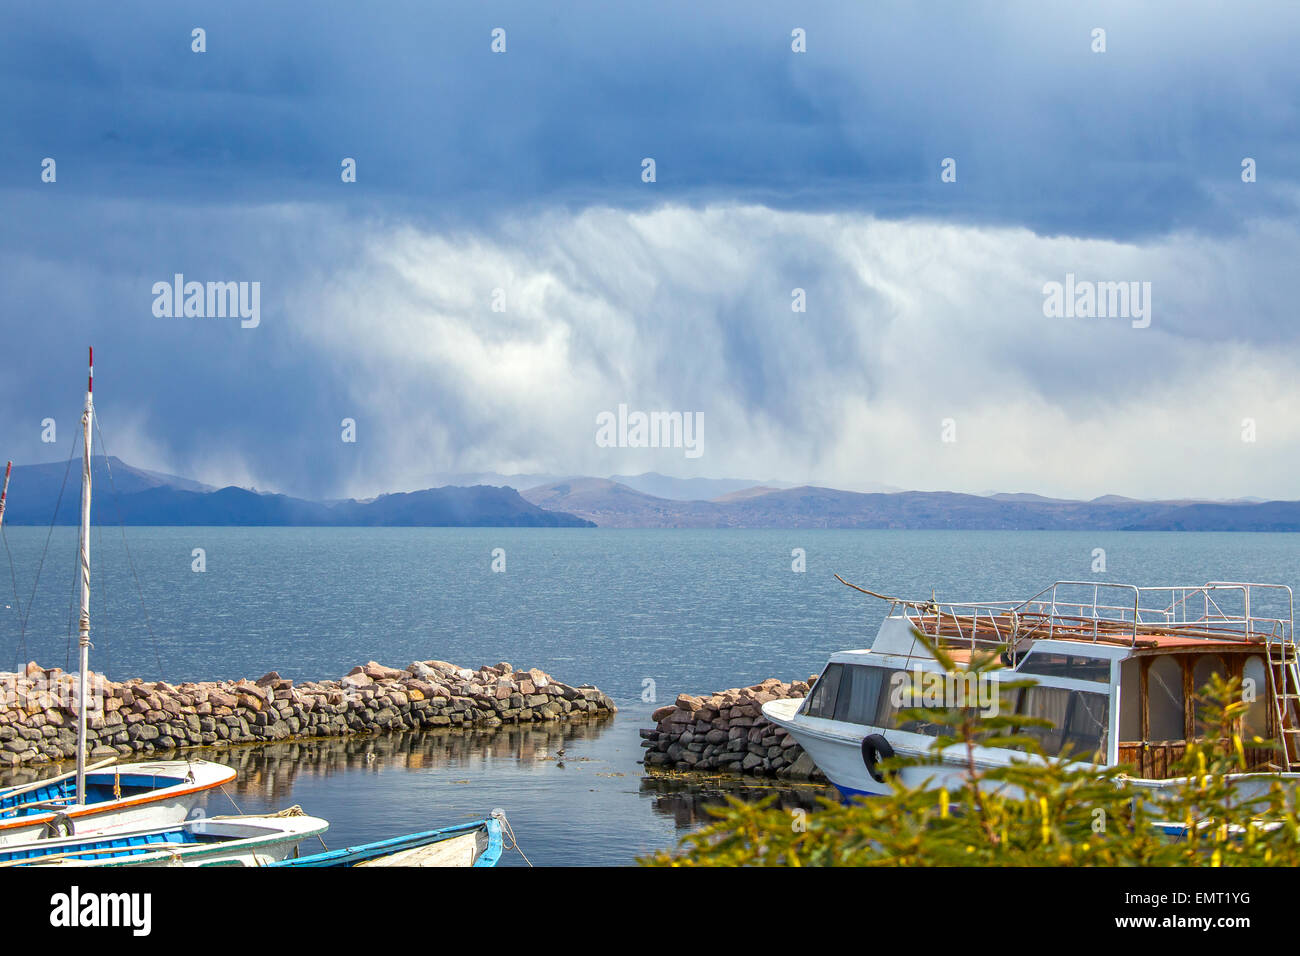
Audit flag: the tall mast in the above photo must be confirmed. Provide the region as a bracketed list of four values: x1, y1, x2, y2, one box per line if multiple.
[0, 460, 11, 531]
[76, 348, 93, 802]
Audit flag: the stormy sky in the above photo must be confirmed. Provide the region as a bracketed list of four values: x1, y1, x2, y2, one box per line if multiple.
[1, 1, 1297, 500]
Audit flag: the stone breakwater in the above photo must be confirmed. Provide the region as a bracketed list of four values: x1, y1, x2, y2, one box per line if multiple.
[640, 678, 824, 781]
[0, 659, 616, 768]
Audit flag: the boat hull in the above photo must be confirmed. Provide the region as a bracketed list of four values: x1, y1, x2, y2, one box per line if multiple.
[267, 817, 504, 867]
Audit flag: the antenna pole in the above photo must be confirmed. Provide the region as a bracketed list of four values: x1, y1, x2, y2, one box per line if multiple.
[76, 347, 93, 803]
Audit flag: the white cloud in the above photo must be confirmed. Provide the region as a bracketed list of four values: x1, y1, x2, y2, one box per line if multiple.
[289, 203, 1300, 500]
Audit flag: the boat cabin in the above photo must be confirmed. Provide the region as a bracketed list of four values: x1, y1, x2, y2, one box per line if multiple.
[820, 580, 1298, 776]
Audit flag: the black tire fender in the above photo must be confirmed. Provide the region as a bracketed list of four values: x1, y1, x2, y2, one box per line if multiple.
[42, 812, 74, 839]
[860, 733, 895, 784]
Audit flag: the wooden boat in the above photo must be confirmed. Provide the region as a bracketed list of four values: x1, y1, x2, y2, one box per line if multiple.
[0, 759, 235, 847]
[0, 350, 235, 845]
[765, 577, 1300, 799]
[0, 811, 328, 867]
[266, 814, 504, 867]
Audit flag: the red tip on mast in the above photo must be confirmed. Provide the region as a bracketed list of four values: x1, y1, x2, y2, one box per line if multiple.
[88, 346, 93, 393]
[0, 461, 11, 524]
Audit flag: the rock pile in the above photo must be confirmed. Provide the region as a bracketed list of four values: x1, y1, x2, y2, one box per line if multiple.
[640, 678, 823, 781]
[0, 659, 616, 768]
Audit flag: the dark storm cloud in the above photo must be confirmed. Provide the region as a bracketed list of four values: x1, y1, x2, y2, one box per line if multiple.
[1, 1, 1296, 235]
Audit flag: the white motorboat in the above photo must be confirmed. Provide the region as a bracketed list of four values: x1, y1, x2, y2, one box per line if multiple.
[764, 577, 1300, 800]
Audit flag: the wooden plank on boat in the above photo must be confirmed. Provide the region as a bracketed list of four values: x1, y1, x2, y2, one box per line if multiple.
[354, 831, 480, 867]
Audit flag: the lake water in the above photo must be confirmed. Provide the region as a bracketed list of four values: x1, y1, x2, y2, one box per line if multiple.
[1, 527, 1296, 863]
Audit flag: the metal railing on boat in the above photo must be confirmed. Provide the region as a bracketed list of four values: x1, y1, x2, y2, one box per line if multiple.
[895, 581, 1294, 651]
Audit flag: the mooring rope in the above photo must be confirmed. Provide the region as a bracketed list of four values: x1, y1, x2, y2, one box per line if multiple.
[220, 784, 244, 815]
[493, 808, 532, 867]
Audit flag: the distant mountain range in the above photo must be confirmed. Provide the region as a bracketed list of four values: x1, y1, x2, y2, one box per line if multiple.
[1, 458, 1296, 531]
[415, 470, 822, 501]
[0, 457, 593, 527]
[520, 479, 1300, 532]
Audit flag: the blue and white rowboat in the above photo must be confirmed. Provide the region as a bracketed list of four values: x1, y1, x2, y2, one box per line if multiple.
[0, 759, 237, 847]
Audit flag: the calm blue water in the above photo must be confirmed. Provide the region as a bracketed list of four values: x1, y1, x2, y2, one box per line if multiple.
[2, 527, 1297, 863]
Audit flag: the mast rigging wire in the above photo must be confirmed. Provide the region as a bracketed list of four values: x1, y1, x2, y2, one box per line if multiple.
[8, 431, 79, 674]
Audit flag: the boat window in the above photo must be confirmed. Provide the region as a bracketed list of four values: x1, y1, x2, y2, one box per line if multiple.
[877, 668, 967, 738]
[1119, 659, 1140, 740]
[1015, 686, 1109, 762]
[1192, 654, 1228, 735]
[832, 664, 887, 725]
[1017, 652, 1111, 684]
[802, 663, 843, 719]
[805, 663, 1008, 740]
[1242, 656, 1269, 740]
[1066, 691, 1109, 761]
[803, 663, 957, 735]
[1016, 686, 1069, 753]
[1191, 654, 1227, 693]
[891, 707, 956, 738]
[1147, 656, 1185, 742]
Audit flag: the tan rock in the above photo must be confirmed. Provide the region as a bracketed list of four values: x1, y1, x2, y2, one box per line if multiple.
[341, 671, 373, 690]
[209, 690, 238, 709]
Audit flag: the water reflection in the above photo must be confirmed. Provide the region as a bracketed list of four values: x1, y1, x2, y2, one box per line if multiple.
[0, 717, 616, 794]
[207, 718, 618, 804]
[640, 770, 832, 830]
